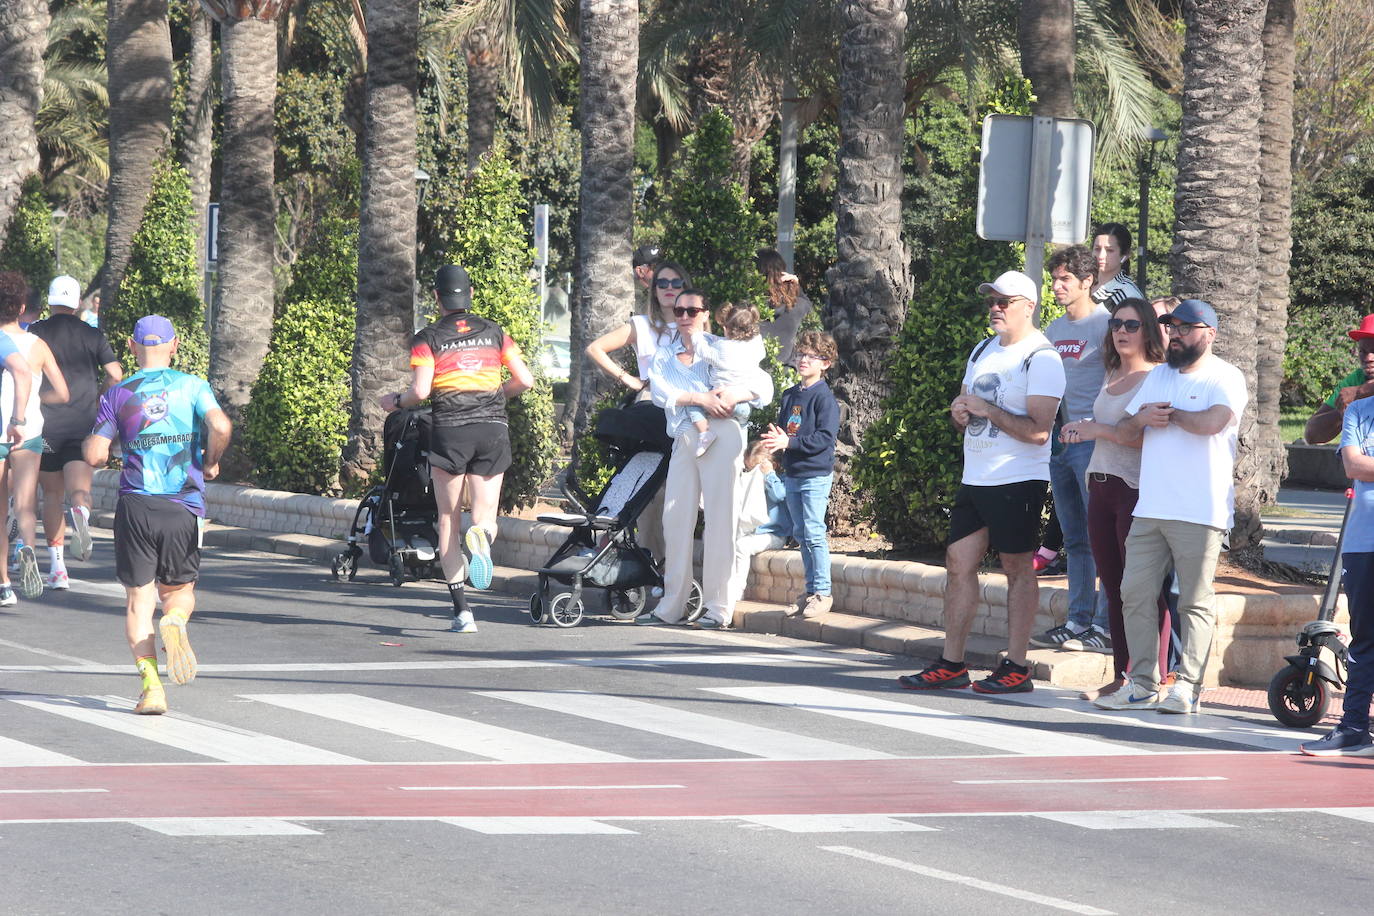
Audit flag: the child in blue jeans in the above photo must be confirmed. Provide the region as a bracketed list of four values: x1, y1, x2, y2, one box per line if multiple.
[762, 330, 839, 618]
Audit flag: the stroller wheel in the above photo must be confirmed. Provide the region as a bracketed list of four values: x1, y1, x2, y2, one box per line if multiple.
[330, 551, 357, 582]
[548, 592, 584, 628]
[1267, 664, 1330, 728]
[608, 587, 647, 620]
[683, 580, 705, 622]
[528, 592, 544, 624]
[388, 553, 406, 587]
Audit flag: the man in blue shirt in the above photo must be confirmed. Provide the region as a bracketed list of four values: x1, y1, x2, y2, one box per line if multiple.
[84, 316, 232, 716]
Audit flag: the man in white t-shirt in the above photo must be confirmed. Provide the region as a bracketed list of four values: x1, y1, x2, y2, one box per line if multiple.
[897, 270, 1066, 696]
[1094, 298, 1247, 715]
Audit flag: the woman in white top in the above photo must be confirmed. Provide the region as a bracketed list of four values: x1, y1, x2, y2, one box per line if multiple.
[584, 261, 691, 562]
[0, 295, 68, 600]
[1059, 298, 1165, 701]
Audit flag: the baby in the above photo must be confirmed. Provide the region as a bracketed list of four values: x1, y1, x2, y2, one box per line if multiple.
[686, 303, 769, 457]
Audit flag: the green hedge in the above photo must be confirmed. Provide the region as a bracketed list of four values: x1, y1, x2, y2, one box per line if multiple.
[1282, 303, 1363, 409]
[0, 177, 55, 292]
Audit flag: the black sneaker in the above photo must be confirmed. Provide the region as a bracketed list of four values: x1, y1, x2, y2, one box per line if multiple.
[1300, 726, 1374, 757]
[972, 659, 1034, 694]
[897, 660, 971, 690]
[1062, 626, 1112, 653]
[1030, 625, 1076, 649]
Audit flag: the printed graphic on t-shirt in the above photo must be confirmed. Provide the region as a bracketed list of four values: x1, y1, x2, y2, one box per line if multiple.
[966, 371, 1003, 440]
[785, 405, 803, 436]
[1054, 338, 1087, 360]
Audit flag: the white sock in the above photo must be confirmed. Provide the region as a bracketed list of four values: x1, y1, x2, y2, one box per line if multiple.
[49, 545, 64, 568]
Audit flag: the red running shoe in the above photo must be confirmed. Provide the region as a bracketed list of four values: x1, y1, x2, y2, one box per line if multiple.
[897, 660, 971, 690]
[972, 658, 1034, 694]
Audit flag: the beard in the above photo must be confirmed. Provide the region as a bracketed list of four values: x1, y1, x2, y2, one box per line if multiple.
[1166, 337, 1205, 369]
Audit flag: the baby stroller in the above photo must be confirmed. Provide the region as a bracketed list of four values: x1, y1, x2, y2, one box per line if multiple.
[331, 406, 442, 586]
[530, 398, 703, 627]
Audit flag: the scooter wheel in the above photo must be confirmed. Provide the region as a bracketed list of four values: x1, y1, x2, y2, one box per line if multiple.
[1267, 664, 1330, 729]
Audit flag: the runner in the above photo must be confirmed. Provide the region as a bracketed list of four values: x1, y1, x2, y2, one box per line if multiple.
[381, 264, 533, 634]
[30, 274, 122, 585]
[0, 273, 38, 606]
[83, 316, 232, 715]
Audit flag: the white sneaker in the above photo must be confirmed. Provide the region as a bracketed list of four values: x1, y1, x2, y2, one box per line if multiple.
[1157, 681, 1202, 714]
[451, 610, 477, 634]
[1093, 684, 1161, 711]
[68, 506, 92, 562]
[46, 568, 69, 590]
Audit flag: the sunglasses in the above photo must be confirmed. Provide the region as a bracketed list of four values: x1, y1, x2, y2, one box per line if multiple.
[655, 277, 685, 289]
[672, 306, 706, 318]
[986, 296, 1022, 308]
[1108, 318, 1143, 332]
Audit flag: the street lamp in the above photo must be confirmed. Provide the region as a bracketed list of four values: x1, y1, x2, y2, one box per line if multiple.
[51, 207, 68, 273]
[413, 168, 432, 332]
[1136, 127, 1168, 293]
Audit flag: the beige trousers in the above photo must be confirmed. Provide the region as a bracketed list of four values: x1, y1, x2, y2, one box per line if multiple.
[1119, 516, 1224, 692]
[654, 419, 744, 623]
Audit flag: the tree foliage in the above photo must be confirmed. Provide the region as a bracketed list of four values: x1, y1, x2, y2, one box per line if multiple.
[0, 178, 56, 292]
[109, 157, 207, 377]
[1290, 137, 1374, 317]
[437, 145, 558, 511]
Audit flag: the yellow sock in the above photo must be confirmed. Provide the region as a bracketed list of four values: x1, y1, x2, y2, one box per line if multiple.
[136, 655, 161, 692]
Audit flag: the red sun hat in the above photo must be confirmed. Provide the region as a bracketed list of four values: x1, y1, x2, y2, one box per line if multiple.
[1349, 314, 1374, 341]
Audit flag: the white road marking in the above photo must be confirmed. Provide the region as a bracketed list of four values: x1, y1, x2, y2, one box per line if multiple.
[65, 577, 130, 599]
[1034, 811, 1233, 830]
[1316, 807, 1374, 823]
[400, 784, 685, 791]
[480, 689, 889, 760]
[7, 694, 362, 765]
[0, 637, 103, 666]
[740, 815, 936, 833]
[0, 788, 106, 794]
[821, 845, 1115, 915]
[0, 735, 86, 766]
[708, 686, 1150, 757]
[438, 817, 635, 835]
[956, 776, 1227, 785]
[242, 693, 629, 763]
[130, 818, 321, 836]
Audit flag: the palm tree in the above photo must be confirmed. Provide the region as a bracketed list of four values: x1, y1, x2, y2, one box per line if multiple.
[38, 0, 110, 200]
[571, 0, 638, 436]
[97, 0, 173, 317]
[1170, 0, 1268, 548]
[1019, 0, 1075, 118]
[341, 0, 420, 485]
[0, 0, 50, 249]
[1255, 0, 1297, 506]
[826, 0, 912, 531]
[179, 2, 213, 281]
[202, 0, 287, 469]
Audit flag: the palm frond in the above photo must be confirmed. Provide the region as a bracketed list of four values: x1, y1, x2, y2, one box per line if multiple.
[1075, 0, 1159, 165]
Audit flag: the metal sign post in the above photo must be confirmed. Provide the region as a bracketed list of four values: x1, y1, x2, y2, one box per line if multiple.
[533, 203, 550, 320]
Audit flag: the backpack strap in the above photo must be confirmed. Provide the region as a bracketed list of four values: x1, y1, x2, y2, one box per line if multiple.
[970, 337, 994, 364]
[1021, 343, 1057, 373]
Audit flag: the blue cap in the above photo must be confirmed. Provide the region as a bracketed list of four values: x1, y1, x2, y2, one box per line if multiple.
[132, 315, 177, 345]
[1170, 299, 1218, 329]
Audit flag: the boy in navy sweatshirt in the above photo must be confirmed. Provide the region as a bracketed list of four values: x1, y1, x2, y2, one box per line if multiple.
[762, 330, 840, 618]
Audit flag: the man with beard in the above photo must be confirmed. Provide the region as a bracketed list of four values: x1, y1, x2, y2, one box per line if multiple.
[1094, 299, 1246, 714]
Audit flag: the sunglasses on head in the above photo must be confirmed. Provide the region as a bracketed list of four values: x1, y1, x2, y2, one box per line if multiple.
[655, 277, 685, 289]
[673, 305, 706, 318]
[1108, 318, 1142, 332]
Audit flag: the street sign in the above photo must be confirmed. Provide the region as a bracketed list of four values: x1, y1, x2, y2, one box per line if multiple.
[533, 204, 549, 267]
[206, 202, 220, 267]
[976, 115, 1095, 245]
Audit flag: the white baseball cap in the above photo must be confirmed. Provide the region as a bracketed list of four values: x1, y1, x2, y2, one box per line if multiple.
[47, 275, 81, 309]
[976, 270, 1039, 302]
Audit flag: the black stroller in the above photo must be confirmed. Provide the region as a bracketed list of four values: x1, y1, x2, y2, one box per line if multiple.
[529, 398, 703, 627]
[331, 406, 442, 586]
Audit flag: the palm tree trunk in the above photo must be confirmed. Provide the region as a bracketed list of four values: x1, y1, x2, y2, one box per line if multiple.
[97, 0, 173, 316]
[180, 3, 213, 283]
[1256, 0, 1296, 504]
[342, 0, 419, 485]
[465, 26, 498, 172]
[570, 0, 637, 440]
[0, 0, 47, 250]
[1171, 0, 1267, 549]
[1018, 0, 1075, 118]
[210, 13, 278, 472]
[827, 0, 912, 534]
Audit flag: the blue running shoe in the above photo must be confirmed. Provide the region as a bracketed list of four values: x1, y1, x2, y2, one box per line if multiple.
[1300, 726, 1374, 757]
[465, 526, 493, 590]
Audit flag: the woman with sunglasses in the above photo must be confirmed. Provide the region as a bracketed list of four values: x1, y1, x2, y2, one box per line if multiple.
[638, 289, 773, 629]
[1060, 298, 1170, 701]
[586, 261, 690, 395]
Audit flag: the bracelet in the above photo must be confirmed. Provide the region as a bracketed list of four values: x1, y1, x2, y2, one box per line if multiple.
[393, 393, 403, 409]
[8, 418, 22, 425]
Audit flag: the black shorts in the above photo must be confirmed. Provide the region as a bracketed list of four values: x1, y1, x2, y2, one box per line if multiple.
[948, 480, 1048, 555]
[40, 437, 85, 472]
[428, 422, 511, 476]
[114, 493, 201, 587]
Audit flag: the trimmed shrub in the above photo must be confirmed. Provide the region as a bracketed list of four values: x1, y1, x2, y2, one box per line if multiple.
[853, 80, 1033, 550]
[1282, 303, 1364, 408]
[1291, 137, 1374, 317]
[112, 157, 208, 377]
[244, 217, 358, 494]
[438, 145, 559, 511]
[0, 177, 56, 293]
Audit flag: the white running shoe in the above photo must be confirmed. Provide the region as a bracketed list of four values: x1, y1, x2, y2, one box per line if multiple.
[46, 568, 69, 591]
[451, 610, 477, 634]
[68, 506, 92, 562]
[16, 546, 41, 599]
[1093, 684, 1161, 711]
[1157, 681, 1202, 714]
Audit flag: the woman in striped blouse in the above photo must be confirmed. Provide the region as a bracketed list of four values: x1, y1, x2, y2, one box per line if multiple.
[637, 289, 773, 629]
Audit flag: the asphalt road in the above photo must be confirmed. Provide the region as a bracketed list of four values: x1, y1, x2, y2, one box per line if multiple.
[2, 533, 1372, 916]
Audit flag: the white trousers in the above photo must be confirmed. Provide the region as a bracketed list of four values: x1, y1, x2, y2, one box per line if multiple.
[719, 531, 787, 625]
[655, 418, 743, 623]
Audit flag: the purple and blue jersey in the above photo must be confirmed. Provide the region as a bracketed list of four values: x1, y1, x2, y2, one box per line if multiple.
[91, 368, 221, 516]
